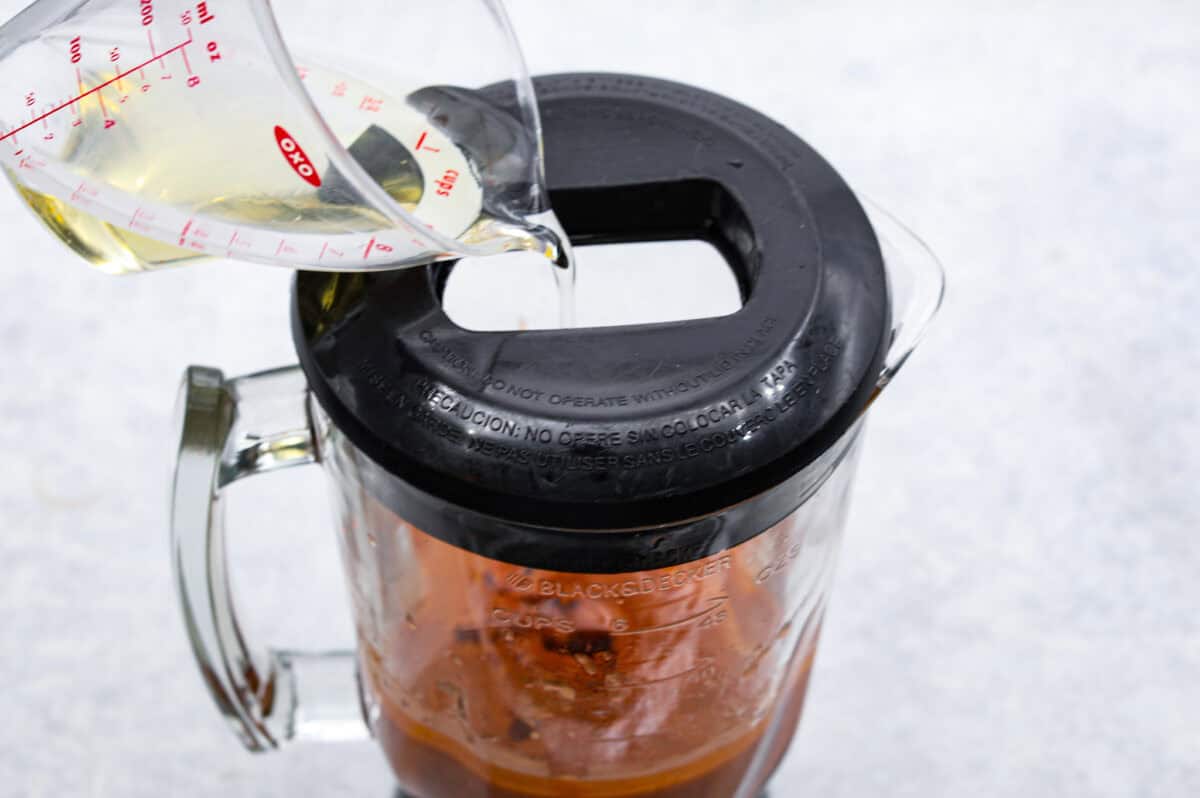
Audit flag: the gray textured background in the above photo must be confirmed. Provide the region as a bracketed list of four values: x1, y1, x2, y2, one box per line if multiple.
[1, 1, 1198, 796]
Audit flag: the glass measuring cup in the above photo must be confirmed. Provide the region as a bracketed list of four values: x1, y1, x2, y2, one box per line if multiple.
[0, 0, 564, 274]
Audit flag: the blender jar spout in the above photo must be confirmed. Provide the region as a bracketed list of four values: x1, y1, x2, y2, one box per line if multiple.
[863, 200, 947, 391]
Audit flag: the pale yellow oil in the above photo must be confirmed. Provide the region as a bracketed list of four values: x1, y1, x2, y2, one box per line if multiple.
[10, 183, 200, 274]
[4, 109, 425, 275]
[6, 63, 575, 322]
[4, 127, 561, 275]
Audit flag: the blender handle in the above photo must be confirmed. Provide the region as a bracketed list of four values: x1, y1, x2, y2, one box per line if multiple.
[863, 200, 947, 390]
[170, 365, 368, 752]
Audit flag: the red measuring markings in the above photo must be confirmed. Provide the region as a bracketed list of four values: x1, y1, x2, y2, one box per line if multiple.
[96, 86, 111, 124]
[109, 47, 127, 97]
[71, 67, 85, 126]
[128, 207, 156, 232]
[178, 218, 211, 251]
[180, 42, 198, 88]
[414, 131, 440, 153]
[147, 28, 167, 72]
[0, 35, 193, 143]
[318, 242, 346, 261]
[69, 181, 99, 205]
[225, 229, 253, 255]
[434, 169, 459, 197]
[362, 238, 395, 259]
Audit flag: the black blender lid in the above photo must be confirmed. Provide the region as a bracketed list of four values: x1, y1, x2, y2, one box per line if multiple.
[293, 72, 889, 533]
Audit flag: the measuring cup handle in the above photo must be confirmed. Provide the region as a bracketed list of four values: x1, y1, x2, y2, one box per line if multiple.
[864, 201, 947, 389]
[170, 365, 367, 752]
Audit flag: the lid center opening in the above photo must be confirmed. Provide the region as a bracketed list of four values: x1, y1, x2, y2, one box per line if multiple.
[442, 239, 743, 332]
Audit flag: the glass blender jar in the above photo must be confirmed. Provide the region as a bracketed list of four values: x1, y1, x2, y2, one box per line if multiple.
[171, 73, 944, 797]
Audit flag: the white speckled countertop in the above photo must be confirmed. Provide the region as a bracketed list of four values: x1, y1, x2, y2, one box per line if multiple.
[1, 1, 1197, 796]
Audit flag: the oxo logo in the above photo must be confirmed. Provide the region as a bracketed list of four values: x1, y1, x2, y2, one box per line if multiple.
[273, 126, 321, 187]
